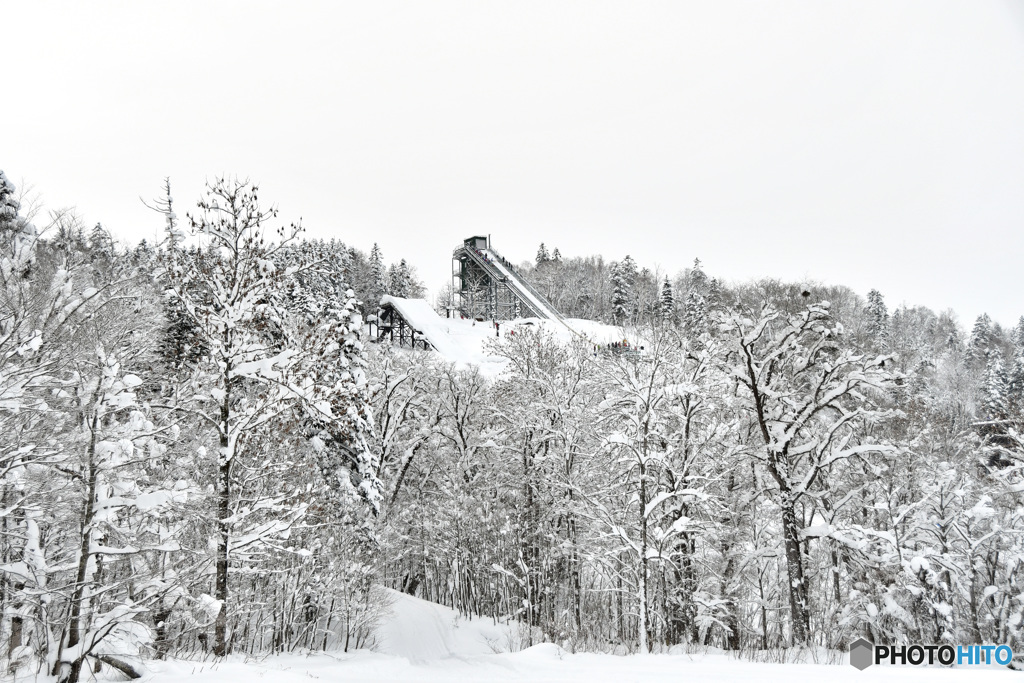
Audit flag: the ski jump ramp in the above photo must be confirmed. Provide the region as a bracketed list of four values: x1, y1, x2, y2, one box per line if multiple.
[376, 295, 625, 375]
[377, 295, 475, 359]
[376, 296, 510, 374]
[452, 236, 564, 322]
[374, 238, 594, 365]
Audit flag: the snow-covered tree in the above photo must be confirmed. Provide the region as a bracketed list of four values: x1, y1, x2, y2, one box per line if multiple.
[9, 167, 1024, 666]
[595, 332, 726, 652]
[156, 178, 376, 656]
[0, 170, 21, 234]
[966, 313, 993, 365]
[982, 357, 1010, 422]
[682, 260, 710, 336]
[45, 344, 184, 683]
[478, 328, 604, 644]
[688, 258, 708, 293]
[88, 223, 114, 259]
[536, 243, 550, 265]
[659, 276, 675, 323]
[0, 199, 190, 680]
[683, 291, 707, 337]
[387, 258, 415, 298]
[866, 289, 889, 347]
[610, 259, 635, 325]
[726, 302, 894, 644]
[368, 243, 386, 307]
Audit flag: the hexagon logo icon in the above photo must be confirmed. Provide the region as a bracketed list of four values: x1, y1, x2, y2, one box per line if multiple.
[849, 638, 874, 670]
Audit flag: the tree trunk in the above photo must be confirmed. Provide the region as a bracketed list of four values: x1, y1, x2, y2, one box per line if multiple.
[568, 514, 582, 635]
[638, 457, 649, 653]
[831, 545, 842, 604]
[214, 389, 232, 657]
[522, 435, 541, 634]
[720, 546, 739, 650]
[780, 494, 810, 645]
[7, 614, 22, 664]
[96, 655, 142, 679]
[679, 529, 698, 643]
[61, 412, 101, 683]
[616, 566, 624, 643]
[758, 571, 769, 649]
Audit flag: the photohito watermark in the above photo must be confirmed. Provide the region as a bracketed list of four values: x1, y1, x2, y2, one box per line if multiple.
[848, 638, 1013, 670]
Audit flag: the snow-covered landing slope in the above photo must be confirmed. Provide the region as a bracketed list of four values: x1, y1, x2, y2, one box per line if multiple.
[380, 296, 496, 368]
[378, 297, 628, 377]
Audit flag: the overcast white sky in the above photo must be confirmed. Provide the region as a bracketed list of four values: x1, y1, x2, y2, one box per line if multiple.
[5, 1, 1024, 327]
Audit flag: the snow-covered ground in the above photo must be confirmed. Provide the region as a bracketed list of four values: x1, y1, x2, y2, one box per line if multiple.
[374, 587, 515, 661]
[143, 651, 1018, 683]
[134, 590, 1013, 682]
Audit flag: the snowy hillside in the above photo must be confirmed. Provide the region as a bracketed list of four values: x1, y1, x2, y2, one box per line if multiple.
[374, 297, 629, 375]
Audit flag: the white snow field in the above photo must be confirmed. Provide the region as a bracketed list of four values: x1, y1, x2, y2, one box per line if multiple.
[139, 590, 1014, 682]
[377, 296, 629, 376]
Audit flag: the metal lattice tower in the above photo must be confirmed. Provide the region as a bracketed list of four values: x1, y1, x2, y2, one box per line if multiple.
[451, 236, 562, 322]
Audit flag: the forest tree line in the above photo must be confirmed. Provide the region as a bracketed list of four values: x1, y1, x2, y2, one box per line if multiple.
[2, 171, 1023, 680]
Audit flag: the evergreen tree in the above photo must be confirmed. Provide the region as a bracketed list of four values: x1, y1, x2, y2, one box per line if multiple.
[52, 214, 87, 256]
[158, 247, 208, 370]
[680, 262, 708, 336]
[0, 169, 20, 234]
[707, 276, 722, 308]
[689, 258, 708, 293]
[683, 290, 707, 336]
[620, 255, 639, 321]
[659, 276, 675, 322]
[0, 170, 31, 279]
[399, 259, 413, 297]
[866, 289, 889, 345]
[369, 242, 386, 305]
[388, 258, 412, 298]
[88, 222, 114, 259]
[1010, 315, 1024, 409]
[619, 255, 637, 284]
[609, 261, 630, 324]
[1007, 355, 1024, 415]
[536, 242, 550, 264]
[552, 247, 562, 262]
[966, 313, 993, 364]
[146, 182, 207, 371]
[983, 356, 1010, 421]
[131, 238, 154, 267]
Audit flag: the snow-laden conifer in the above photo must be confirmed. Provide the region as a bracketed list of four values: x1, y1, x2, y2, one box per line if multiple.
[155, 178, 378, 657]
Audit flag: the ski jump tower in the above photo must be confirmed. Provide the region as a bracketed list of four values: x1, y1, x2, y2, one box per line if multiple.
[452, 236, 563, 322]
